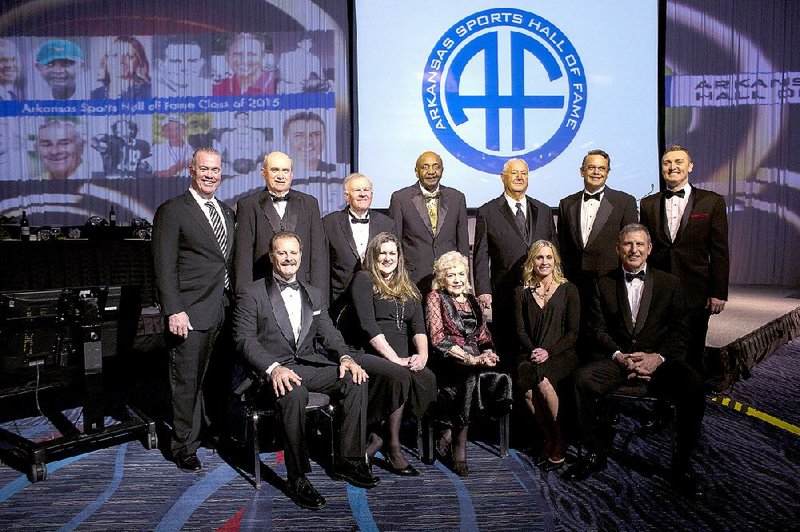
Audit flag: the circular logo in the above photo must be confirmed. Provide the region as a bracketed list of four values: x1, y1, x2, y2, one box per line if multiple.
[422, 8, 587, 174]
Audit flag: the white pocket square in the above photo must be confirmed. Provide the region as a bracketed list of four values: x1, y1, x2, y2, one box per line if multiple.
[313, 310, 321, 316]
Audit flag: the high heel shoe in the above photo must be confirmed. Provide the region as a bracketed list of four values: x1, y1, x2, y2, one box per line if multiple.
[385, 454, 420, 476]
[451, 460, 469, 477]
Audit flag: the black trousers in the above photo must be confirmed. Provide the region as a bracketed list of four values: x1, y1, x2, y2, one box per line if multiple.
[169, 321, 223, 459]
[271, 362, 368, 481]
[573, 357, 706, 469]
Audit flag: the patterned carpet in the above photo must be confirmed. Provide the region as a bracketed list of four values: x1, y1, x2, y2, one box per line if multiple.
[1, 340, 798, 530]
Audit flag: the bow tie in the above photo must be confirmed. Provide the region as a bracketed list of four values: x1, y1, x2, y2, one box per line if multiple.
[625, 270, 646, 282]
[583, 191, 602, 202]
[350, 216, 369, 224]
[664, 188, 685, 199]
[423, 192, 440, 201]
[271, 194, 289, 202]
[275, 277, 299, 291]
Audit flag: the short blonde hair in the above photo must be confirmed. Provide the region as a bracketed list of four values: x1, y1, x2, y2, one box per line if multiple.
[431, 251, 472, 293]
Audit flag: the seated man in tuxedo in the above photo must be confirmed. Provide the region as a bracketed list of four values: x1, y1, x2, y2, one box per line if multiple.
[563, 223, 706, 495]
[233, 231, 379, 510]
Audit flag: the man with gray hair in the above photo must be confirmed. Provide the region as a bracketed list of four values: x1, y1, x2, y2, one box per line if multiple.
[0, 38, 22, 100]
[323, 172, 398, 315]
[35, 119, 88, 180]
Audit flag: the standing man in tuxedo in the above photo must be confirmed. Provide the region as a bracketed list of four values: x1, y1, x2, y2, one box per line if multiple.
[323, 172, 397, 315]
[558, 149, 638, 306]
[563, 223, 705, 495]
[234, 150, 328, 300]
[389, 151, 469, 293]
[233, 231, 378, 510]
[473, 158, 557, 357]
[639, 145, 729, 371]
[153, 147, 235, 472]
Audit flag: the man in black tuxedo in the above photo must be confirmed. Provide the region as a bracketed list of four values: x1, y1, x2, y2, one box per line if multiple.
[323, 172, 397, 315]
[563, 224, 706, 495]
[389, 151, 469, 292]
[473, 158, 557, 357]
[234, 150, 329, 301]
[233, 231, 379, 510]
[558, 149, 638, 301]
[640, 145, 729, 371]
[153, 147, 235, 472]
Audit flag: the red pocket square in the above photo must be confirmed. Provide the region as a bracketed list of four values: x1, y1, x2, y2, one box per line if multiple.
[689, 213, 709, 219]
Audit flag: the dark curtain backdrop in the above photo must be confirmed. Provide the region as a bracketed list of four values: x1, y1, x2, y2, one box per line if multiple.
[664, 0, 800, 286]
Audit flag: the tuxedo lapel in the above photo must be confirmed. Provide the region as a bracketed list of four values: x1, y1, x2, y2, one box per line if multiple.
[338, 210, 360, 260]
[411, 192, 434, 236]
[282, 195, 300, 233]
[437, 189, 450, 233]
[616, 275, 635, 334]
[674, 187, 695, 242]
[633, 273, 654, 336]
[525, 197, 538, 246]
[258, 190, 284, 233]
[658, 195, 672, 242]
[587, 197, 613, 247]
[568, 196, 583, 249]
[266, 278, 296, 349]
[295, 284, 314, 348]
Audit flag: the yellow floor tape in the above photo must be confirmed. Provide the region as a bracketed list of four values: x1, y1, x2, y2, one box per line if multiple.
[710, 396, 800, 436]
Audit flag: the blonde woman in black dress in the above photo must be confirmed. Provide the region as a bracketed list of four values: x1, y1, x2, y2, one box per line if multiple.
[515, 240, 580, 470]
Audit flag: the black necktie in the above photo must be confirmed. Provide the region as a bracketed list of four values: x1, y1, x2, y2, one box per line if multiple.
[664, 188, 685, 199]
[514, 202, 528, 237]
[271, 194, 289, 202]
[583, 191, 602, 202]
[350, 215, 369, 224]
[275, 277, 299, 291]
[625, 270, 646, 283]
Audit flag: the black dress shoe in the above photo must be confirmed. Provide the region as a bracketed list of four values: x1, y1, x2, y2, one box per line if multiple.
[331, 459, 380, 488]
[385, 455, 421, 476]
[562, 452, 607, 481]
[669, 468, 703, 497]
[287, 476, 326, 510]
[175, 453, 202, 472]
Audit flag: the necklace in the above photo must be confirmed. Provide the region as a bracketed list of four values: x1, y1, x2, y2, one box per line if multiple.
[533, 281, 554, 304]
[394, 298, 405, 330]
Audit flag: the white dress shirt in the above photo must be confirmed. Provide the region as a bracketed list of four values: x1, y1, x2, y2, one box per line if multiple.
[349, 209, 370, 262]
[665, 184, 691, 241]
[581, 186, 605, 246]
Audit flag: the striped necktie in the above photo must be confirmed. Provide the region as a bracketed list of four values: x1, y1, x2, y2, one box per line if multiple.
[205, 201, 230, 289]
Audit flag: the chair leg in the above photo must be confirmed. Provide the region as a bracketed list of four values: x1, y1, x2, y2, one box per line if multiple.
[251, 412, 261, 489]
[418, 416, 435, 464]
[499, 412, 510, 458]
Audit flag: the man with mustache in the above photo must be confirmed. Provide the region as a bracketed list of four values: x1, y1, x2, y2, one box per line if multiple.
[233, 231, 378, 510]
[640, 145, 729, 375]
[563, 223, 706, 496]
[234, 151, 328, 301]
[152, 148, 235, 473]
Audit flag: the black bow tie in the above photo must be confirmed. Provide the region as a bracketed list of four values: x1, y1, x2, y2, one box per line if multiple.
[664, 188, 685, 199]
[583, 191, 602, 202]
[275, 277, 299, 291]
[271, 194, 289, 202]
[625, 270, 646, 283]
[350, 215, 369, 224]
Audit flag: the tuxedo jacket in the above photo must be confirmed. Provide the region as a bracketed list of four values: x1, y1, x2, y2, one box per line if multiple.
[234, 188, 329, 300]
[322, 208, 398, 307]
[473, 194, 556, 301]
[152, 190, 235, 330]
[389, 184, 469, 285]
[587, 267, 689, 362]
[557, 187, 638, 281]
[233, 277, 351, 375]
[639, 185, 729, 310]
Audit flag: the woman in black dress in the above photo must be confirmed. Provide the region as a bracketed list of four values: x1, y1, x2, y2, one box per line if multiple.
[515, 239, 580, 470]
[426, 251, 513, 476]
[351, 232, 437, 476]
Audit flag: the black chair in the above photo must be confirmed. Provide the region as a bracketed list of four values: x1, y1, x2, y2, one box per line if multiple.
[602, 381, 677, 465]
[233, 371, 336, 489]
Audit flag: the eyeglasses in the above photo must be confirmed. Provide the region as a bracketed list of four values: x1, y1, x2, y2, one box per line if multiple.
[584, 165, 608, 172]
